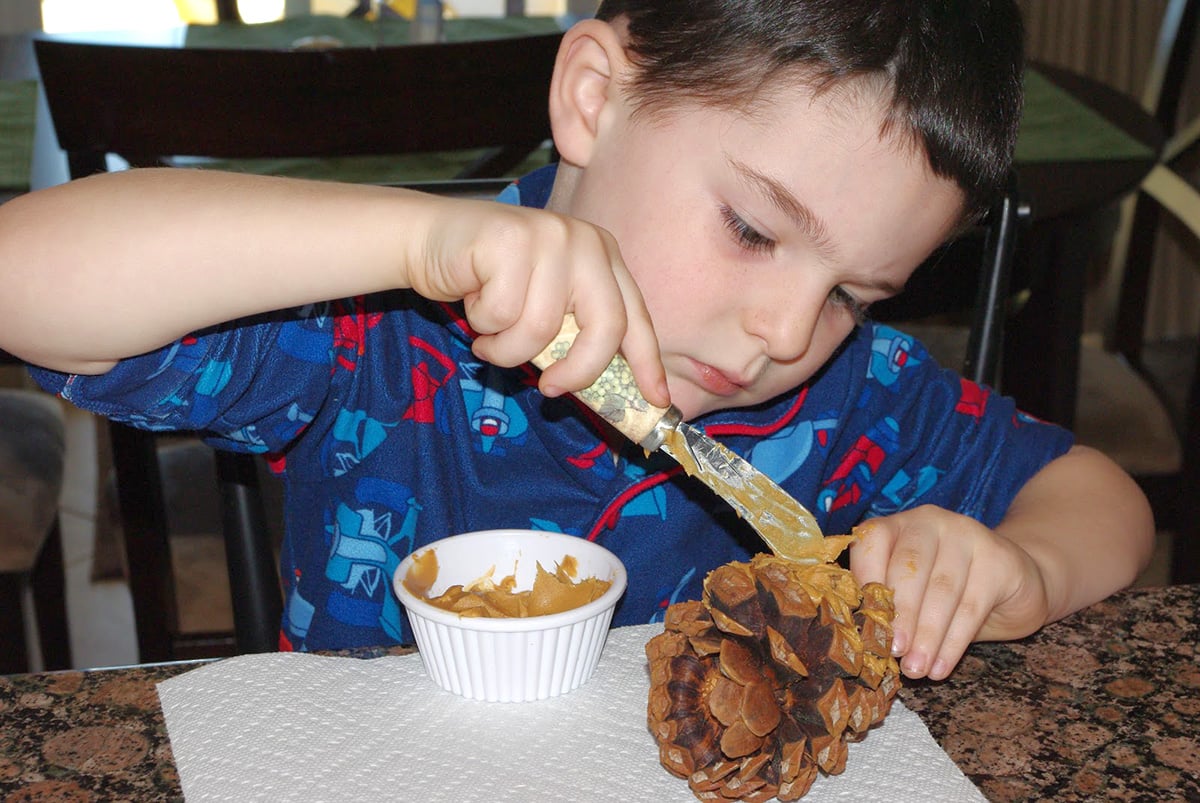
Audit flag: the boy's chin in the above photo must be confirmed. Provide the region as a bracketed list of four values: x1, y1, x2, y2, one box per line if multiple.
[673, 395, 735, 422]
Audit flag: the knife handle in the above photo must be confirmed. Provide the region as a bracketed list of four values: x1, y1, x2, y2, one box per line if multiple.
[531, 315, 674, 447]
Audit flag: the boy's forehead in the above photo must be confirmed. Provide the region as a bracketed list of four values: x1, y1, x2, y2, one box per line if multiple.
[768, 69, 968, 227]
[726, 69, 925, 163]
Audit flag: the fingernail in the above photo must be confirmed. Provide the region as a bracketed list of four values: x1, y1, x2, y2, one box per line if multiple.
[929, 658, 949, 680]
[902, 651, 926, 677]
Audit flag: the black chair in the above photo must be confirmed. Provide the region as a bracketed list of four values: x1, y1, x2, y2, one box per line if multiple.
[0, 352, 71, 673]
[873, 173, 1029, 389]
[215, 0, 240, 22]
[34, 32, 560, 662]
[1075, 0, 1200, 585]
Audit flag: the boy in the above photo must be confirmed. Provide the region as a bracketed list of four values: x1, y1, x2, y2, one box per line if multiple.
[0, 0, 1152, 680]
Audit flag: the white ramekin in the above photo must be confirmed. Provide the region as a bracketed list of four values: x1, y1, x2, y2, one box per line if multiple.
[392, 529, 627, 703]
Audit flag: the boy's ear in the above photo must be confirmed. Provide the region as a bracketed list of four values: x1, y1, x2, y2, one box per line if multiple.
[548, 19, 629, 168]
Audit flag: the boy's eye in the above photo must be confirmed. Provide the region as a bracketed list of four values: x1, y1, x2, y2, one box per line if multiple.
[829, 286, 868, 325]
[720, 205, 775, 253]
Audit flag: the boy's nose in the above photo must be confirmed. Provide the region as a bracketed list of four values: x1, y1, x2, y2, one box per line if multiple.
[744, 300, 818, 363]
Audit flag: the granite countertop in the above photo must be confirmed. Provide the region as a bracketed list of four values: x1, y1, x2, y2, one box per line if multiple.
[0, 586, 1195, 801]
[900, 584, 1200, 801]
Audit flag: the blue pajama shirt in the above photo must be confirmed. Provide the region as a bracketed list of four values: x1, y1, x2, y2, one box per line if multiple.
[31, 165, 1073, 651]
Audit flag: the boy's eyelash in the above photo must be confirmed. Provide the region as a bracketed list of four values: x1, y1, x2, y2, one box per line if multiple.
[719, 203, 865, 325]
[829, 286, 868, 325]
[720, 205, 775, 253]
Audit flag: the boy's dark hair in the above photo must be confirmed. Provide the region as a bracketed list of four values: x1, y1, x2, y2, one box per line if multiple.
[594, 0, 1024, 221]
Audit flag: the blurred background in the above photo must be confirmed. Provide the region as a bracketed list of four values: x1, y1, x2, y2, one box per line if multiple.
[36, 0, 575, 30]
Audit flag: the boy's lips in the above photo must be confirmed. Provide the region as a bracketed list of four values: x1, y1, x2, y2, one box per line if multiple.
[688, 358, 749, 397]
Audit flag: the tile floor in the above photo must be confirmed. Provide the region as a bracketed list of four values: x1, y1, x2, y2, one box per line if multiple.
[42, 399, 1175, 672]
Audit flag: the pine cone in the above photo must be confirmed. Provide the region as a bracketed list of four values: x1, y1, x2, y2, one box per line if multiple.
[646, 553, 900, 802]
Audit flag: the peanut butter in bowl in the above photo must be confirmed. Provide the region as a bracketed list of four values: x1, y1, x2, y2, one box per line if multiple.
[403, 547, 613, 618]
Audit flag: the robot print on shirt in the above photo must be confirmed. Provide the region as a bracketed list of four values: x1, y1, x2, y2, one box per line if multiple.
[292, 477, 424, 648]
[141, 335, 232, 428]
[331, 296, 384, 373]
[869, 325, 921, 389]
[650, 566, 698, 624]
[827, 325, 961, 516]
[403, 335, 457, 424]
[322, 408, 396, 477]
[456, 360, 531, 455]
[819, 416, 901, 514]
[745, 413, 838, 487]
[821, 328, 927, 516]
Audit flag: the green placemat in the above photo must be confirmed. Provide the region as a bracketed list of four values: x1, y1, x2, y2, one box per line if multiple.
[183, 14, 561, 50]
[1016, 69, 1155, 163]
[0, 80, 37, 191]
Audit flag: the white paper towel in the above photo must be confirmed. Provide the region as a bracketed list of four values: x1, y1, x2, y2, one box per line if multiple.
[158, 624, 985, 802]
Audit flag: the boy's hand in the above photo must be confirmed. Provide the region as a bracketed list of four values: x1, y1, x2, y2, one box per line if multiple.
[848, 506, 1050, 680]
[408, 197, 668, 407]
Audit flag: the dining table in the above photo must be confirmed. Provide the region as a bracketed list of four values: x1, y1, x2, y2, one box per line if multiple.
[0, 583, 1195, 800]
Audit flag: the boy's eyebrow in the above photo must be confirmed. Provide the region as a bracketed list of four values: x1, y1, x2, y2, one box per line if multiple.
[729, 157, 838, 261]
[729, 156, 905, 297]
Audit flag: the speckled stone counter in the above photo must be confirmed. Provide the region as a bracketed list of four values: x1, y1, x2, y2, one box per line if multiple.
[900, 584, 1200, 802]
[0, 587, 1195, 801]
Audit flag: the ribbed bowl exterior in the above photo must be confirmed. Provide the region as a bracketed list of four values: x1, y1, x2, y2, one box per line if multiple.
[407, 605, 616, 702]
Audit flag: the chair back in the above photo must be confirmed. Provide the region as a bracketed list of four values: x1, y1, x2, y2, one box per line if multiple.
[0, 350, 71, 672]
[215, 0, 240, 22]
[34, 32, 561, 662]
[1109, 0, 1200, 361]
[1095, 0, 1200, 584]
[872, 174, 1028, 389]
[35, 33, 560, 180]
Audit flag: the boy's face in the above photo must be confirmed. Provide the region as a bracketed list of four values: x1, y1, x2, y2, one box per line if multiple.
[557, 75, 965, 420]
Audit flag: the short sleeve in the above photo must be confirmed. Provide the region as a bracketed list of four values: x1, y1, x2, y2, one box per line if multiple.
[30, 304, 344, 454]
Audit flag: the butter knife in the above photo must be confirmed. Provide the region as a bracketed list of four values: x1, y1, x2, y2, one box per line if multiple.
[531, 316, 826, 563]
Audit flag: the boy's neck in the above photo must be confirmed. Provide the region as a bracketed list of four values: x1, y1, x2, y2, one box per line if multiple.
[545, 161, 581, 216]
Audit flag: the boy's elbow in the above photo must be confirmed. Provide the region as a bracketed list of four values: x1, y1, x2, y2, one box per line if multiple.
[1126, 483, 1157, 584]
[1081, 445, 1156, 586]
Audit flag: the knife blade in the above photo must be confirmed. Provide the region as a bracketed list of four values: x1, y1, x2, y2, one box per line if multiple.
[531, 316, 826, 563]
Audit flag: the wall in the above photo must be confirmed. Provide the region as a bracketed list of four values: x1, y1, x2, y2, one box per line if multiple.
[0, 0, 42, 33]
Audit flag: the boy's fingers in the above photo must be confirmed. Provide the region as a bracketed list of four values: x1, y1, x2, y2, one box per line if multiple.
[903, 563, 966, 678]
[621, 332, 669, 409]
[462, 260, 530, 338]
[928, 605, 981, 680]
[886, 539, 936, 667]
[850, 520, 921, 657]
[612, 270, 668, 408]
[848, 522, 893, 585]
[537, 305, 626, 396]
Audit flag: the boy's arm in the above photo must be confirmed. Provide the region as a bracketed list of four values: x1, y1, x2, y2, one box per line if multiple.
[850, 444, 1154, 679]
[0, 168, 667, 404]
[990, 443, 1155, 631]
